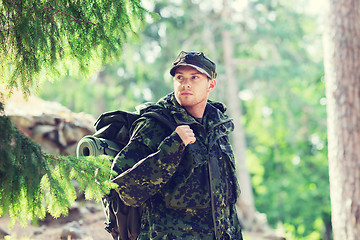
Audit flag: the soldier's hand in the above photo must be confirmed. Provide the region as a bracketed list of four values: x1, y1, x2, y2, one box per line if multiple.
[175, 125, 196, 146]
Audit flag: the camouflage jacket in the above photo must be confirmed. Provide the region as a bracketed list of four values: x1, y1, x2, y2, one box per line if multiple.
[112, 93, 242, 240]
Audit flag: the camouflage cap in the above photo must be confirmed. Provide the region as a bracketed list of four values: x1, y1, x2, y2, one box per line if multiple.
[170, 51, 217, 79]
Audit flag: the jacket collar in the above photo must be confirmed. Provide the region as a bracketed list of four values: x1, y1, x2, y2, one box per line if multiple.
[137, 92, 233, 132]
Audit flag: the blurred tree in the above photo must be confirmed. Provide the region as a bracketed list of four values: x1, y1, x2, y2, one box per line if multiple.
[220, 0, 256, 229]
[323, 0, 360, 239]
[0, 0, 149, 225]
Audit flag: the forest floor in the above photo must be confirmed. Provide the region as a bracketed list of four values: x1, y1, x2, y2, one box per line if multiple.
[0, 199, 113, 240]
[0, 199, 285, 240]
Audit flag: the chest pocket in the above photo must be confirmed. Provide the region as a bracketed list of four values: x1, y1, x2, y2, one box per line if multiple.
[161, 143, 211, 209]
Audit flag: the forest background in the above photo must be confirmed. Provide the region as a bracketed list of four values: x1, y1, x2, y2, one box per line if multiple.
[1, 0, 329, 239]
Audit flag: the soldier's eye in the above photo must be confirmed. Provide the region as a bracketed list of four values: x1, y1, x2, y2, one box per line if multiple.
[176, 76, 183, 81]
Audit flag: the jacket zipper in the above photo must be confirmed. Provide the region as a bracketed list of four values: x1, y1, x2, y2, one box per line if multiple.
[207, 153, 219, 239]
[207, 120, 233, 239]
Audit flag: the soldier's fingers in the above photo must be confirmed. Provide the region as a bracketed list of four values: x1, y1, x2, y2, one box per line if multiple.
[175, 125, 196, 146]
[188, 137, 196, 145]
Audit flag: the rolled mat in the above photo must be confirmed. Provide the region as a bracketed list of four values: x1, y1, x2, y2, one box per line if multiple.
[76, 136, 121, 157]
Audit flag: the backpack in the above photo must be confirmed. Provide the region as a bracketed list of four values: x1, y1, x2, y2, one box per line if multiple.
[76, 110, 176, 240]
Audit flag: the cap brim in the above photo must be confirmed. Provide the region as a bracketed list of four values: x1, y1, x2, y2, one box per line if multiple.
[170, 63, 211, 78]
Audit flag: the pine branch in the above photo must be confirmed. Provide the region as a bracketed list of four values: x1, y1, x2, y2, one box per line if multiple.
[0, 0, 149, 95]
[0, 107, 117, 227]
[37, 7, 97, 26]
[11, 6, 97, 28]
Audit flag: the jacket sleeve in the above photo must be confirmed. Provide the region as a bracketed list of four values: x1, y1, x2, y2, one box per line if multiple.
[111, 117, 185, 207]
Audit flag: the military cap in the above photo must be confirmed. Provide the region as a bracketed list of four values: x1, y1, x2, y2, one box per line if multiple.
[170, 51, 217, 79]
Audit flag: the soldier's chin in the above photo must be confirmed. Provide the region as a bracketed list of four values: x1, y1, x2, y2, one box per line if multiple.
[178, 101, 193, 107]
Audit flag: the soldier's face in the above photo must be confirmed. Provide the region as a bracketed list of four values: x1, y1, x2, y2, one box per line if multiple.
[173, 66, 216, 111]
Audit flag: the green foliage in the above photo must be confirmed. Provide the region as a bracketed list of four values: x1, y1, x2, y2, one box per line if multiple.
[0, 0, 149, 95]
[0, 102, 117, 226]
[37, 59, 171, 117]
[237, 1, 330, 238]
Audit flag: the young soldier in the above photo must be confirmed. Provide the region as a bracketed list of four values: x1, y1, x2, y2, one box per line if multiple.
[112, 51, 243, 239]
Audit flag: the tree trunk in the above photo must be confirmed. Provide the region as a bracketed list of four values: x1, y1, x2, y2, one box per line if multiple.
[221, 0, 256, 230]
[323, 0, 360, 239]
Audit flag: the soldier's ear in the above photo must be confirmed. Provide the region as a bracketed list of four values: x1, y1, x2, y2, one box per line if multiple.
[208, 79, 216, 92]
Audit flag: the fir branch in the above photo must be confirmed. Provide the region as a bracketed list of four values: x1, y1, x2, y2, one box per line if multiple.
[37, 7, 97, 26]
[0, 111, 117, 227]
[0, 0, 149, 95]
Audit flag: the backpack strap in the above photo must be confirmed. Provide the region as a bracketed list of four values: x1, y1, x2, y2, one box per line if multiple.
[142, 111, 177, 131]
